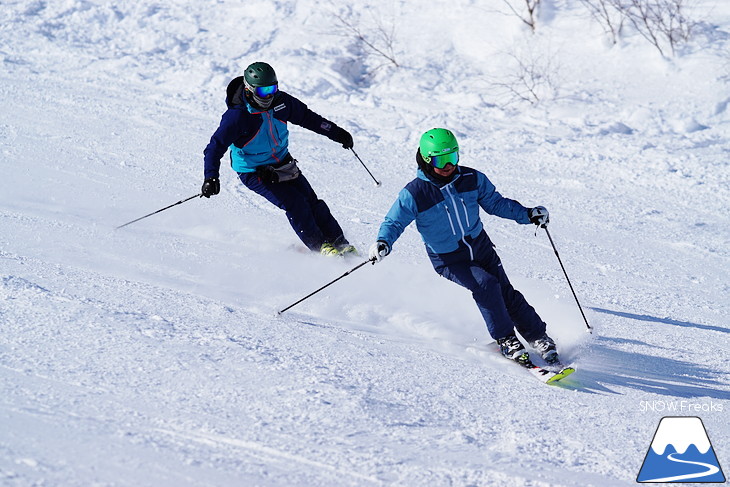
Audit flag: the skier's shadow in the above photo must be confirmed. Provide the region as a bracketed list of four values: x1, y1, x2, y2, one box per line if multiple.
[556, 333, 730, 398]
[591, 307, 729, 335]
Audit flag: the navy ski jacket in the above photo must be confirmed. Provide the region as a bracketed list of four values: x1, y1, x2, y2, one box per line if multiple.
[377, 166, 531, 260]
[203, 77, 348, 179]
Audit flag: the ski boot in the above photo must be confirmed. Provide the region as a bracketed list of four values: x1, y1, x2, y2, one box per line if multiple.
[529, 333, 559, 365]
[496, 334, 531, 366]
[320, 242, 340, 257]
[337, 244, 359, 257]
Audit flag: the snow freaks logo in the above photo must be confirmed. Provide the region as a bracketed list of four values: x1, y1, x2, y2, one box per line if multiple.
[637, 417, 726, 483]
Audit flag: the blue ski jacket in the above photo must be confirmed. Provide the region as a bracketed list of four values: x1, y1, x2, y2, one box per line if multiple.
[203, 78, 348, 179]
[377, 166, 531, 260]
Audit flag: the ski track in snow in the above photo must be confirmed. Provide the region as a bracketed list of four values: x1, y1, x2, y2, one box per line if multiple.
[1, 0, 729, 486]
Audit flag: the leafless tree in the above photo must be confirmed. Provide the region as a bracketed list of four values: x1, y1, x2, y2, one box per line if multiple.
[488, 47, 559, 106]
[501, 0, 543, 32]
[330, 7, 400, 74]
[579, 0, 696, 56]
[578, 0, 626, 44]
[619, 0, 694, 56]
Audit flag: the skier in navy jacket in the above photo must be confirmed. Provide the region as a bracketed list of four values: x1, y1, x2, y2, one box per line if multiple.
[368, 128, 561, 366]
[201, 62, 357, 257]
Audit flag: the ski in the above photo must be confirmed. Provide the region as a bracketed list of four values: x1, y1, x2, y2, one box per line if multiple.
[494, 342, 576, 384]
[523, 362, 576, 384]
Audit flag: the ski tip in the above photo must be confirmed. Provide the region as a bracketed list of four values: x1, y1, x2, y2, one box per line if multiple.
[546, 367, 576, 384]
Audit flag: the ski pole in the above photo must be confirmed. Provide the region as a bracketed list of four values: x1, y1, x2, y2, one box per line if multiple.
[350, 148, 381, 186]
[543, 227, 593, 333]
[116, 193, 202, 229]
[277, 258, 374, 315]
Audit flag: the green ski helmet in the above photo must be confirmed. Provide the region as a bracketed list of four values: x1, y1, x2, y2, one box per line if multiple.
[243, 62, 279, 109]
[419, 128, 459, 168]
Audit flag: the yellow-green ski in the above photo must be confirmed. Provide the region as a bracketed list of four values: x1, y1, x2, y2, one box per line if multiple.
[545, 366, 576, 384]
[523, 362, 576, 384]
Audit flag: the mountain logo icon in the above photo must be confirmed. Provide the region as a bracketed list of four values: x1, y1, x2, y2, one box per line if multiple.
[637, 416, 726, 483]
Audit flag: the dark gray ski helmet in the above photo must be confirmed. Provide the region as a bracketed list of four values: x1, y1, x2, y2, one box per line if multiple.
[243, 62, 278, 109]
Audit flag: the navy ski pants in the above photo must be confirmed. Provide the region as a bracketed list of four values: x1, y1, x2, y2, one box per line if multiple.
[238, 171, 347, 251]
[430, 232, 547, 342]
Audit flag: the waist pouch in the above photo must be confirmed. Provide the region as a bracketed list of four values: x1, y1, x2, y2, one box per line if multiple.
[256, 154, 301, 183]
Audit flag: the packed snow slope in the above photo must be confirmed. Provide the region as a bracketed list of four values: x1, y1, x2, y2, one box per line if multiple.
[1, 0, 729, 486]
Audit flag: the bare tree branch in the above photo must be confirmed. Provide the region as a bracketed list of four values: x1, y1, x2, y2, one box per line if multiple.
[487, 47, 559, 106]
[331, 8, 400, 72]
[581, 0, 696, 56]
[501, 0, 542, 32]
[578, 0, 626, 44]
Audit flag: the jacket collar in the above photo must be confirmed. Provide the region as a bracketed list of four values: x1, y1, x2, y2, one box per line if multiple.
[246, 101, 265, 114]
[417, 167, 462, 188]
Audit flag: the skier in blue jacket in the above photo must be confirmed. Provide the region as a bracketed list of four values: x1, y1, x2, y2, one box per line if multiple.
[368, 128, 561, 366]
[201, 62, 357, 257]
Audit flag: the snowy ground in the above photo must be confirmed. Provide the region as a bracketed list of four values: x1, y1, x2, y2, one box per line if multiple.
[1, 0, 729, 486]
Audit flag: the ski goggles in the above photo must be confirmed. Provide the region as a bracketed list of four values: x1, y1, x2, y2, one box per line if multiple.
[428, 150, 459, 169]
[253, 84, 278, 98]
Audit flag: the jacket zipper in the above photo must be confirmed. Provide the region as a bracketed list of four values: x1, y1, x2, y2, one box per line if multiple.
[265, 112, 280, 162]
[461, 199, 470, 226]
[444, 205, 456, 235]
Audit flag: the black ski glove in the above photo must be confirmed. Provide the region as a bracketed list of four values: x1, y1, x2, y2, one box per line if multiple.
[256, 165, 279, 184]
[201, 178, 220, 198]
[334, 127, 354, 149]
[529, 206, 549, 227]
